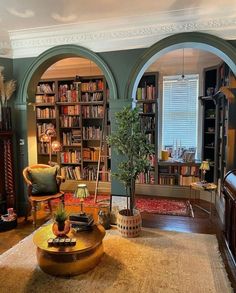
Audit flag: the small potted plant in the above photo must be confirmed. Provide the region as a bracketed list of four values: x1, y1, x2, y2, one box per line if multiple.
[53, 203, 70, 236]
[107, 106, 154, 237]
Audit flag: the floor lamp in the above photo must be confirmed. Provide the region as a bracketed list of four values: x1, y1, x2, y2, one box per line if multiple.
[40, 128, 61, 166]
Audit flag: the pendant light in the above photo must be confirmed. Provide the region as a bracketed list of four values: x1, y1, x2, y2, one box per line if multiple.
[181, 48, 185, 80]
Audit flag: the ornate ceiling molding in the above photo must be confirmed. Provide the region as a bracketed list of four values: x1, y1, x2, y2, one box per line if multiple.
[1, 9, 236, 58]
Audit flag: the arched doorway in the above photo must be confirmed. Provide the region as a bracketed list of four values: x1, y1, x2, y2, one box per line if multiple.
[19, 44, 118, 104]
[126, 32, 236, 219]
[17, 44, 118, 214]
[127, 32, 236, 99]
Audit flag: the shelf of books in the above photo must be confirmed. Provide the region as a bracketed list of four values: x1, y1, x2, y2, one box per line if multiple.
[135, 72, 158, 185]
[35, 81, 57, 164]
[57, 78, 82, 182]
[35, 76, 111, 193]
[80, 76, 110, 185]
[157, 161, 200, 186]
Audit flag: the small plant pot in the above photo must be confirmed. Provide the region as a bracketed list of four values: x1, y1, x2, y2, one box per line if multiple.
[117, 209, 142, 238]
[52, 220, 70, 237]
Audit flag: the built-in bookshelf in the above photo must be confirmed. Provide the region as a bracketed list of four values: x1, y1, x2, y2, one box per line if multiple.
[135, 72, 158, 185]
[157, 161, 200, 186]
[35, 76, 110, 190]
[200, 62, 236, 187]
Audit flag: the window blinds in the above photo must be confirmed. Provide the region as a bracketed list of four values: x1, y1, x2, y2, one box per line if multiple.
[162, 74, 199, 149]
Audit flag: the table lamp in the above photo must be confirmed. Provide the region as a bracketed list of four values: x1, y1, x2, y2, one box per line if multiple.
[200, 161, 210, 182]
[74, 184, 89, 215]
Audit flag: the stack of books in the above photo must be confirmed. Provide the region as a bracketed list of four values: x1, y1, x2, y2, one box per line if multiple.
[69, 213, 94, 232]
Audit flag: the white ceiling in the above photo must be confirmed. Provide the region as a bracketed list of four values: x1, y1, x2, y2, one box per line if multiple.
[0, 0, 236, 58]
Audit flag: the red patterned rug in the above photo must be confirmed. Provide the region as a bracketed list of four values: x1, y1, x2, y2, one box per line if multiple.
[63, 194, 193, 217]
[135, 197, 193, 217]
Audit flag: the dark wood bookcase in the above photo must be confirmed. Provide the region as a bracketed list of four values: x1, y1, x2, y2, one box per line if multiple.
[135, 72, 158, 184]
[35, 76, 110, 189]
[200, 63, 236, 187]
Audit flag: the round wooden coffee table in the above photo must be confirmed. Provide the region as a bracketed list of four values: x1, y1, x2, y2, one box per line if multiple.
[33, 223, 106, 276]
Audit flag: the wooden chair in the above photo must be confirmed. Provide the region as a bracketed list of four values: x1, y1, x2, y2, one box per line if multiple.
[23, 164, 65, 228]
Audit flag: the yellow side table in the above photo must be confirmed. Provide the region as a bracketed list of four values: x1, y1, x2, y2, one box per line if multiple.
[190, 182, 217, 217]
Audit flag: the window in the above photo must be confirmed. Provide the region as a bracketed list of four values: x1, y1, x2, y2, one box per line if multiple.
[162, 74, 199, 150]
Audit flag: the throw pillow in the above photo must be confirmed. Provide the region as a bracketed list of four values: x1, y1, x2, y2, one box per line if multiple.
[28, 166, 58, 195]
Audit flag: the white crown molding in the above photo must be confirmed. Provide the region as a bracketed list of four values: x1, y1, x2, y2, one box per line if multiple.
[1, 8, 236, 59]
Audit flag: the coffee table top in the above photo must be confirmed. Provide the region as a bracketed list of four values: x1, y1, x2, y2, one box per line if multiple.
[33, 223, 105, 254]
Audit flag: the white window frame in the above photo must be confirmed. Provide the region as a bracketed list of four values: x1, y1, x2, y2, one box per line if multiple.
[161, 74, 199, 157]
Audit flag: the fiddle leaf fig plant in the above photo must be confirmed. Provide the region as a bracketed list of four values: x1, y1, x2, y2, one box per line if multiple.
[107, 106, 154, 216]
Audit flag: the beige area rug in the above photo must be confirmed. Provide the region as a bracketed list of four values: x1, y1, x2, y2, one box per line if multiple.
[0, 228, 233, 293]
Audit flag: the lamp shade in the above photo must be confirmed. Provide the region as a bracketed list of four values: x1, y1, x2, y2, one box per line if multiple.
[51, 140, 62, 152]
[200, 161, 210, 171]
[74, 184, 89, 199]
[39, 133, 50, 143]
[39, 128, 56, 143]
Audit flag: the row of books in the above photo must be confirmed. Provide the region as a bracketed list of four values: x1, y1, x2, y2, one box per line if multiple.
[136, 85, 156, 100]
[81, 105, 104, 118]
[137, 103, 156, 114]
[140, 116, 155, 130]
[60, 115, 80, 128]
[60, 105, 80, 115]
[60, 150, 81, 164]
[59, 90, 79, 102]
[159, 175, 177, 185]
[61, 166, 81, 180]
[180, 166, 199, 176]
[81, 92, 103, 102]
[82, 126, 102, 140]
[61, 130, 81, 146]
[35, 94, 55, 104]
[36, 107, 56, 119]
[83, 147, 100, 161]
[81, 80, 104, 92]
[136, 170, 155, 184]
[59, 82, 80, 95]
[82, 166, 111, 181]
[36, 83, 55, 94]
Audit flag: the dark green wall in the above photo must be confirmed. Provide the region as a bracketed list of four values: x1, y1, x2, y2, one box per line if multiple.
[13, 57, 35, 213]
[0, 57, 13, 79]
[98, 49, 145, 99]
[4, 35, 236, 215]
[10, 50, 146, 214]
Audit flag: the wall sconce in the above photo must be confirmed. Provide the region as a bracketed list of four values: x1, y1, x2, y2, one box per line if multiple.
[40, 128, 61, 166]
[199, 161, 210, 182]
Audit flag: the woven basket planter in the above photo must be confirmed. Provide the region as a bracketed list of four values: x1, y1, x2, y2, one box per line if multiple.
[117, 209, 142, 238]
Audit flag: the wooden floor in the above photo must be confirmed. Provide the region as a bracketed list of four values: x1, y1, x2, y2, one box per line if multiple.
[0, 198, 235, 291]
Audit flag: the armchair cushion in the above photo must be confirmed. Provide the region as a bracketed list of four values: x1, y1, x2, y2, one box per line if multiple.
[28, 166, 58, 195]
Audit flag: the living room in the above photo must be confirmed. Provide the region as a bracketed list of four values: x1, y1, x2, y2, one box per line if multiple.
[0, 1, 236, 292]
